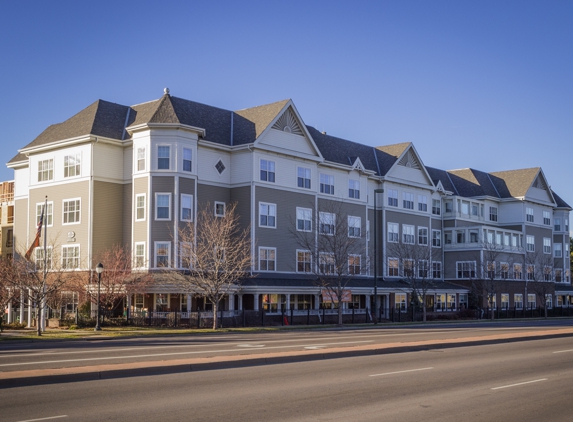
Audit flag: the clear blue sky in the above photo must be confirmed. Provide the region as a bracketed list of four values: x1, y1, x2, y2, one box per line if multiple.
[1, 0, 571, 204]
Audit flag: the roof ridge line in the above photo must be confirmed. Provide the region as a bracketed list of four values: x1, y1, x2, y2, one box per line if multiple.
[485, 173, 501, 198]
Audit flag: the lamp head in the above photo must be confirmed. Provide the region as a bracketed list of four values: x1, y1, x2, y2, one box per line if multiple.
[96, 263, 104, 274]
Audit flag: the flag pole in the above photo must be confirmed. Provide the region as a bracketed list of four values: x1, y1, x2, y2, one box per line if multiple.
[40, 196, 48, 332]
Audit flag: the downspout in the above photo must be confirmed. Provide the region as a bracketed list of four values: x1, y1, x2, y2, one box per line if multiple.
[89, 137, 98, 272]
[248, 144, 255, 276]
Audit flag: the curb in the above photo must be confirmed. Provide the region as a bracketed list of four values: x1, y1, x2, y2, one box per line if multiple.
[2, 330, 573, 389]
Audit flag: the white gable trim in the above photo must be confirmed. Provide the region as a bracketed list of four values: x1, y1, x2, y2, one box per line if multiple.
[385, 143, 435, 188]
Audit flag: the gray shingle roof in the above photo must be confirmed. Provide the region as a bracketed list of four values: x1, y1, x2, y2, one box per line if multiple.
[233, 99, 290, 142]
[551, 190, 572, 209]
[489, 167, 540, 198]
[446, 168, 499, 198]
[425, 166, 457, 193]
[375, 142, 410, 175]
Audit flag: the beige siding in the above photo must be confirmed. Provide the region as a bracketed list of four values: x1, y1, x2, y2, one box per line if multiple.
[92, 181, 124, 261]
[13, 198, 28, 256]
[123, 183, 132, 245]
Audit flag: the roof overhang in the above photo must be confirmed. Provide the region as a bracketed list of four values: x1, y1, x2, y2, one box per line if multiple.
[126, 123, 206, 137]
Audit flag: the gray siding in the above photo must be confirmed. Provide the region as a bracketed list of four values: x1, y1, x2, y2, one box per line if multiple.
[93, 181, 124, 261]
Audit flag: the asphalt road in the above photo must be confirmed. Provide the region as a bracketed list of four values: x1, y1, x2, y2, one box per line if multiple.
[1, 320, 572, 373]
[2, 335, 573, 422]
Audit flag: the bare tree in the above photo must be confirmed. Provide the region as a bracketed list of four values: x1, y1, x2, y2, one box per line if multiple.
[387, 239, 438, 322]
[290, 199, 366, 326]
[174, 202, 251, 330]
[0, 258, 19, 332]
[475, 242, 508, 321]
[81, 244, 153, 321]
[525, 249, 554, 318]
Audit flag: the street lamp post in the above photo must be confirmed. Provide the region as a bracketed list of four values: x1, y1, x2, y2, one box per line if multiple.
[95, 263, 103, 331]
[373, 188, 384, 324]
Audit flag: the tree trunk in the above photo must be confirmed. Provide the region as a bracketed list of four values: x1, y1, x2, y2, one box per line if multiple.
[422, 305, 427, 322]
[337, 303, 343, 326]
[212, 301, 218, 330]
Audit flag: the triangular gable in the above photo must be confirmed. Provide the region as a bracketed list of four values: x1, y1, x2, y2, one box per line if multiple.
[385, 144, 434, 187]
[351, 157, 366, 173]
[525, 169, 555, 205]
[255, 101, 322, 159]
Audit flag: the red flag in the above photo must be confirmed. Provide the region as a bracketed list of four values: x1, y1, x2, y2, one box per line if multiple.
[25, 206, 44, 260]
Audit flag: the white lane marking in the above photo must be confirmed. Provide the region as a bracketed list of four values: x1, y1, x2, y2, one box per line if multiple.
[237, 344, 265, 348]
[304, 346, 326, 350]
[16, 416, 67, 422]
[553, 349, 573, 354]
[491, 379, 548, 390]
[370, 367, 433, 377]
[0, 340, 374, 368]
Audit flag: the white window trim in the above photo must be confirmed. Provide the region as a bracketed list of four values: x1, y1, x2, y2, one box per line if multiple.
[258, 247, 277, 272]
[432, 229, 441, 248]
[214, 201, 226, 217]
[418, 226, 428, 245]
[297, 166, 312, 189]
[34, 246, 53, 271]
[36, 201, 54, 227]
[259, 159, 276, 183]
[136, 147, 146, 172]
[61, 245, 80, 270]
[154, 241, 171, 268]
[348, 216, 361, 238]
[155, 193, 172, 221]
[157, 145, 171, 171]
[37, 158, 54, 183]
[134, 242, 146, 269]
[135, 194, 146, 222]
[348, 254, 361, 275]
[259, 202, 277, 229]
[63, 152, 81, 178]
[296, 249, 312, 273]
[387, 257, 399, 277]
[62, 198, 81, 225]
[388, 222, 399, 243]
[296, 207, 312, 232]
[319, 211, 336, 235]
[180, 194, 194, 222]
[182, 147, 193, 173]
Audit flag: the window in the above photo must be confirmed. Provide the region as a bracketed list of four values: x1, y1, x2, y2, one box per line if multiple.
[349, 180, 360, 199]
[501, 262, 509, 279]
[526, 235, 535, 252]
[555, 243, 563, 258]
[37, 202, 53, 227]
[418, 195, 427, 212]
[259, 202, 276, 228]
[35, 247, 53, 271]
[418, 227, 428, 245]
[461, 201, 469, 215]
[155, 193, 171, 220]
[296, 207, 312, 232]
[471, 203, 479, 216]
[456, 230, 465, 244]
[543, 237, 551, 254]
[432, 230, 441, 247]
[527, 265, 535, 281]
[181, 194, 193, 222]
[395, 293, 407, 311]
[489, 206, 498, 222]
[135, 194, 146, 221]
[432, 199, 441, 215]
[554, 218, 561, 231]
[319, 212, 335, 235]
[544, 266, 552, 281]
[63, 199, 81, 224]
[527, 294, 536, 309]
[487, 261, 496, 279]
[432, 262, 442, 279]
[546, 294, 553, 309]
[555, 269, 563, 282]
[444, 231, 452, 245]
[62, 245, 80, 269]
[134, 243, 145, 268]
[402, 192, 414, 209]
[566, 219, 569, 232]
[259, 247, 276, 271]
[319, 252, 335, 274]
[460, 294, 468, 309]
[388, 189, 398, 207]
[215, 160, 226, 174]
[260, 159, 275, 182]
[183, 148, 192, 172]
[543, 211, 551, 226]
[469, 230, 479, 243]
[215, 202, 225, 217]
[388, 258, 399, 276]
[388, 223, 399, 242]
[297, 167, 311, 189]
[403, 259, 414, 277]
[348, 216, 361, 237]
[403, 225, 415, 244]
[444, 201, 453, 213]
[137, 147, 146, 171]
[513, 263, 523, 280]
[179, 241, 192, 269]
[526, 207, 534, 222]
[64, 153, 81, 178]
[348, 255, 361, 275]
[297, 250, 311, 273]
[155, 242, 171, 267]
[38, 159, 54, 182]
[514, 294, 523, 310]
[418, 260, 429, 278]
[158, 146, 170, 170]
[501, 294, 509, 310]
[457, 261, 476, 278]
[319, 173, 334, 194]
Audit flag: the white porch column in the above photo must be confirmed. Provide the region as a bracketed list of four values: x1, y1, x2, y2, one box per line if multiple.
[285, 294, 290, 311]
[20, 290, 25, 323]
[228, 294, 235, 311]
[187, 294, 192, 312]
[7, 297, 12, 324]
[254, 294, 260, 311]
[366, 295, 371, 311]
[238, 294, 243, 311]
[27, 290, 32, 328]
[314, 294, 320, 310]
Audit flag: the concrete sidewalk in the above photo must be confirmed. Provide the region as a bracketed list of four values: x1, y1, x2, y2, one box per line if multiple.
[2, 327, 573, 388]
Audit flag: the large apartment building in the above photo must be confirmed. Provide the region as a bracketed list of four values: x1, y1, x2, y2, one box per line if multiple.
[7, 90, 572, 317]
